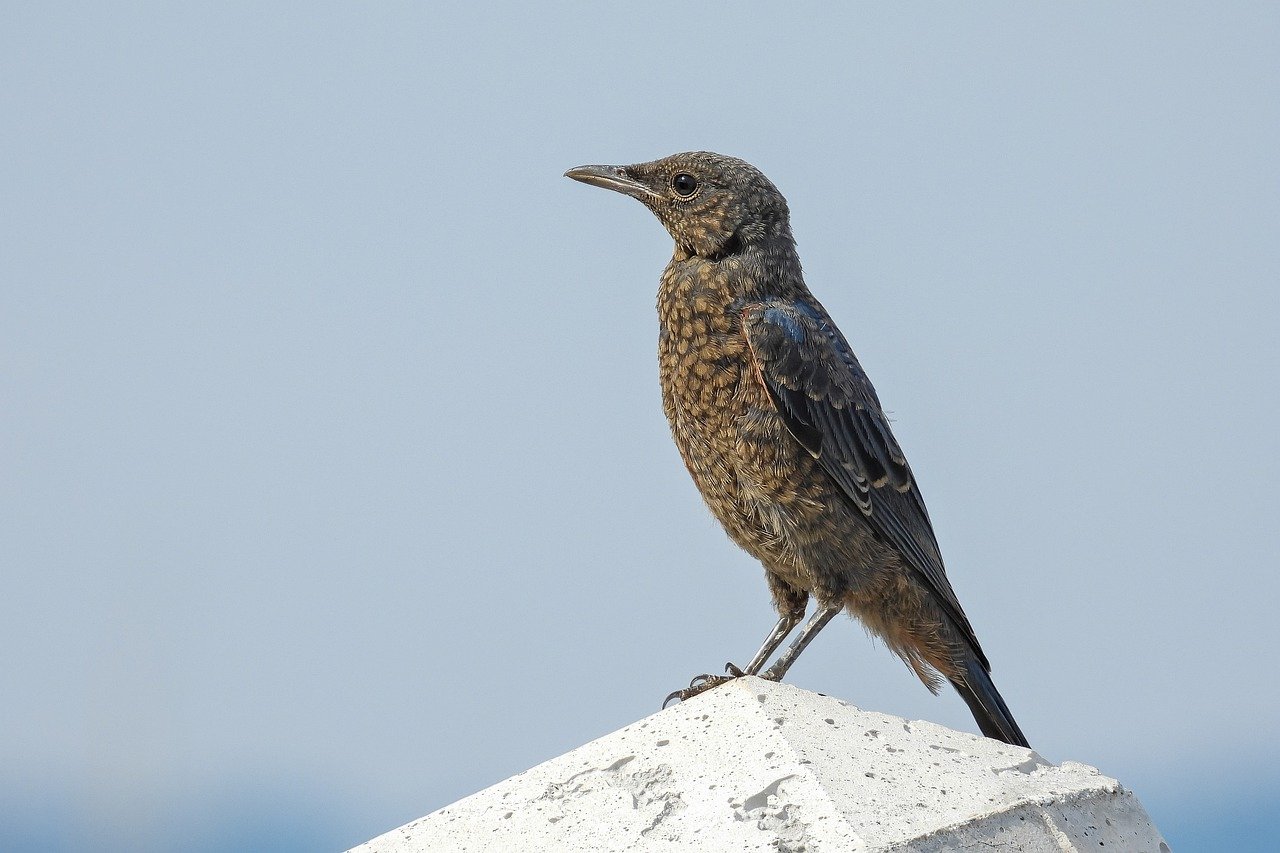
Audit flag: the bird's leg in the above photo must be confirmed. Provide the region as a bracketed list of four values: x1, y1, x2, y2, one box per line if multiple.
[729, 608, 806, 677]
[757, 601, 843, 682]
[662, 608, 806, 708]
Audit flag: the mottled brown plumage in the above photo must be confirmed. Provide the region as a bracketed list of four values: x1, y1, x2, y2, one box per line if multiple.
[565, 152, 1028, 747]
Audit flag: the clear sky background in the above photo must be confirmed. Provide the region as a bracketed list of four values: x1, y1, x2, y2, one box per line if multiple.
[3, 4, 1277, 851]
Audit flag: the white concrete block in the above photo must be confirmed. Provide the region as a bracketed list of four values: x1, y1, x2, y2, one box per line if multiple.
[351, 677, 1169, 852]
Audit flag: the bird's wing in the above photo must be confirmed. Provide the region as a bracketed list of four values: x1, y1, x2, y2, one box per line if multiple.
[742, 301, 986, 665]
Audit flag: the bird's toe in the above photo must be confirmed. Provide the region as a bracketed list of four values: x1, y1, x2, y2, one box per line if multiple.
[661, 673, 736, 708]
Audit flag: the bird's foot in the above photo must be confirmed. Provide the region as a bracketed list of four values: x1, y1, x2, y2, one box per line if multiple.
[757, 661, 786, 682]
[661, 662, 749, 708]
[662, 673, 734, 708]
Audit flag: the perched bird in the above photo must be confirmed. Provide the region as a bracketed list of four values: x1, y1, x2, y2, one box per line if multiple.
[565, 152, 1029, 748]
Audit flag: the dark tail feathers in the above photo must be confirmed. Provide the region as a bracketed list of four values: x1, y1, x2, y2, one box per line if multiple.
[951, 659, 1030, 748]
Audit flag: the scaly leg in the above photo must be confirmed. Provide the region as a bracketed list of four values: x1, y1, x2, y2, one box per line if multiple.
[663, 602, 836, 707]
[757, 601, 842, 681]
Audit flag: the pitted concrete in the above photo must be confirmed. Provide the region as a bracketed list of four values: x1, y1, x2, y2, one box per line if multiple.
[350, 677, 1168, 852]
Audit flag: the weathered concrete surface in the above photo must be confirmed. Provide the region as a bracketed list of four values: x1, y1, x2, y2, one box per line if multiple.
[351, 677, 1168, 852]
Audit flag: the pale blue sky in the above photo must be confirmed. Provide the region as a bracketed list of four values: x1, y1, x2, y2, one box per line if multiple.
[2, 4, 1277, 851]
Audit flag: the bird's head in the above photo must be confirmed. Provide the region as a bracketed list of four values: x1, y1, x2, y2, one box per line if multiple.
[565, 151, 791, 258]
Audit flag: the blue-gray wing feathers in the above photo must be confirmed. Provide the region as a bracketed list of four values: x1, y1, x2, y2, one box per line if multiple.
[743, 301, 987, 667]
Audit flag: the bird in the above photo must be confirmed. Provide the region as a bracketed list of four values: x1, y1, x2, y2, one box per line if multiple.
[564, 152, 1029, 748]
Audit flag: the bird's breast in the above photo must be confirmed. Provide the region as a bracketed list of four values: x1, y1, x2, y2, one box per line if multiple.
[655, 258, 803, 536]
[656, 260, 756, 457]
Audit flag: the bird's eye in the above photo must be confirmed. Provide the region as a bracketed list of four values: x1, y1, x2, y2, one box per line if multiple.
[671, 173, 698, 197]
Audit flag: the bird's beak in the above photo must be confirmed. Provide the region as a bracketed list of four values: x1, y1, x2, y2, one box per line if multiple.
[564, 164, 660, 202]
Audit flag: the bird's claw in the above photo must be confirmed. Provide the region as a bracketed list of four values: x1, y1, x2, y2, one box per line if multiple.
[661, 672, 738, 709]
[724, 662, 745, 677]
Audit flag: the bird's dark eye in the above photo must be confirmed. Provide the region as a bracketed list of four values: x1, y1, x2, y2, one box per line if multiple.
[671, 173, 698, 197]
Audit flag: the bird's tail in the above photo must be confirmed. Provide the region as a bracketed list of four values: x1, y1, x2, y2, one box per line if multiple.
[950, 659, 1030, 748]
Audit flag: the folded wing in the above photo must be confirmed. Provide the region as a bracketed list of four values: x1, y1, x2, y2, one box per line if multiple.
[741, 301, 987, 669]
